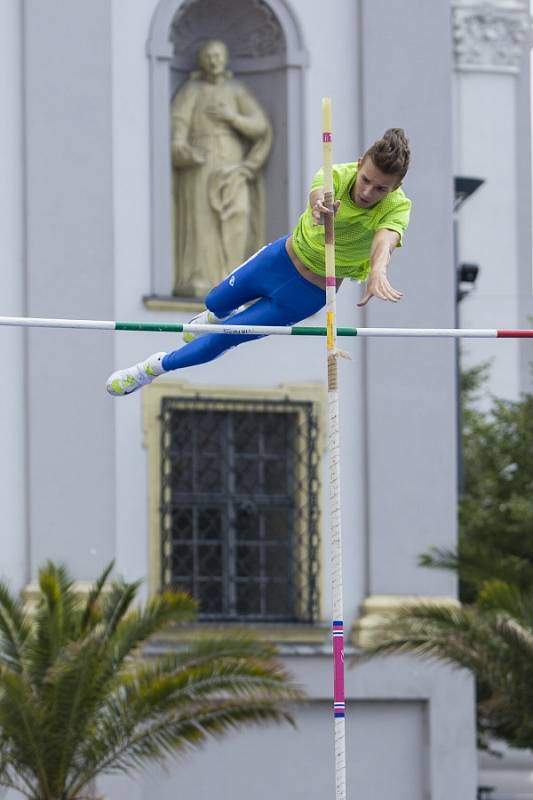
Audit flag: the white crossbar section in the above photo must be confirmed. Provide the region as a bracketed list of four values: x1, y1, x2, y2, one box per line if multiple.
[354, 327, 499, 338]
[0, 316, 116, 330]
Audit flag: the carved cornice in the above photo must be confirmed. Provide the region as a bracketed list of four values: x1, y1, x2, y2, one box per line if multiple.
[452, 0, 532, 74]
[171, 0, 285, 63]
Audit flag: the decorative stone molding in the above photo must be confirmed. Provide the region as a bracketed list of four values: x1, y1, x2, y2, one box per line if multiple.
[351, 594, 461, 649]
[22, 581, 110, 612]
[171, 0, 285, 66]
[452, 0, 532, 74]
[149, 623, 331, 647]
[143, 294, 203, 313]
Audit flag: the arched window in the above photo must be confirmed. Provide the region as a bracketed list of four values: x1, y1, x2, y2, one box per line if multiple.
[146, 0, 308, 304]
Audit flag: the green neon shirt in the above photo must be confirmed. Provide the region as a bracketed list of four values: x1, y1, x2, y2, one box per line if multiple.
[291, 162, 411, 280]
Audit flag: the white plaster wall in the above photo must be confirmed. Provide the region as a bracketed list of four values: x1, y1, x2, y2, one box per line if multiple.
[23, 0, 116, 580]
[97, 653, 477, 800]
[0, 0, 27, 591]
[103, 701, 427, 800]
[455, 71, 522, 401]
[360, 0, 458, 599]
[110, 0, 159, 599]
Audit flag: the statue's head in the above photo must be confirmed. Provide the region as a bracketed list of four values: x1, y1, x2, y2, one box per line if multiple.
[197, 40, 229, 78]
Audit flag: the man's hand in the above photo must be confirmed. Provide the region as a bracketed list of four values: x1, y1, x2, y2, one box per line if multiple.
[357, 228, 403, 306]
[357, 270, 403, 306]
[310, 191, 340, 225]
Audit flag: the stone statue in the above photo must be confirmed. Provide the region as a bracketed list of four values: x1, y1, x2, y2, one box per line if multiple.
[171, 40, 273, 297]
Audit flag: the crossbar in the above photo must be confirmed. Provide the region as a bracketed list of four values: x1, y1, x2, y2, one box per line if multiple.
[0, 316, 532, 338]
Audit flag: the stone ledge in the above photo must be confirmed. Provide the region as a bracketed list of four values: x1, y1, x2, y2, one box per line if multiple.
[21, 583, 331, 652]
[149, 622, 331, 648]
[143, 294, 203, 313]
[351, 594, 461, 649]
[22, 580, 108, 612]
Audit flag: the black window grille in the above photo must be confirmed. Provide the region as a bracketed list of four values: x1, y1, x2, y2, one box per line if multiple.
[160, 396, 321, 622]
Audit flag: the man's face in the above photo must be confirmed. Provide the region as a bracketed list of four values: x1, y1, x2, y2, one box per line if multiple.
[200, 43, 228, 77]
[352, 157, 401, 208]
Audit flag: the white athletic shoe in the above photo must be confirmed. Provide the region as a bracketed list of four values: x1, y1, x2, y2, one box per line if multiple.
[106, 352, 167, 396]
[182, 309, 218, 343]
[182, 306, 246, 343]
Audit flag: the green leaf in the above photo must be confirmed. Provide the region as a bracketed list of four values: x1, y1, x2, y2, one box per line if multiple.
[0, 562, 303, 799]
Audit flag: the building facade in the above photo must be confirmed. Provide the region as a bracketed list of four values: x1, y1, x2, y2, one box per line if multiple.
[454, 0, 533, 402]
[3, 0, 531, 797]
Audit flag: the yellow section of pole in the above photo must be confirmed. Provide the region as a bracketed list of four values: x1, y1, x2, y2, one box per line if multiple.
[322, 97, 337, 360]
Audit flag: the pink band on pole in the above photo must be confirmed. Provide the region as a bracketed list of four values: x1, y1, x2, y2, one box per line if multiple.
[323, 132, 332, 142]
[326, 276, 337, 287]
[332, 621, 345, 717]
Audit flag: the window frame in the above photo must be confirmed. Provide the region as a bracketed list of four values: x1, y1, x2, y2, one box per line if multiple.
[143, 380, 326, 625]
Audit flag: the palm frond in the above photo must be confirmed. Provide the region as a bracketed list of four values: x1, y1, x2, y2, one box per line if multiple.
[361, 588, 533, 750]
[26, 562, 80, 686]
[491, 614, 533, 659]
[175, 631, 279, 663]
[117, 632, 298, 720]
[0, 562, 303, 798]
[65, 635, 302, 791]
[100, 579, 142, 639]
[0, 741, 41, 799]
[31, 590, 197, 792]
[101, 590, 197, 673]
[478, 580, 533, 627]
[67, 697, 297, 796]
[0, 581, 31, 673]
[364, 602, 502, 673]
[36, 633, 112, 796]
[0, 666, 49, 796]
[124, 658, 301, 716]
[420, 544, 533, 595]
[418, 546, 459, 572]
[78, 561, 115, 635]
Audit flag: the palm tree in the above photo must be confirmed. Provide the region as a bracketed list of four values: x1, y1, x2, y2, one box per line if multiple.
[0, 562, 303, 800]
[441, 362, 533, 603]
[362, 579, 533, 750]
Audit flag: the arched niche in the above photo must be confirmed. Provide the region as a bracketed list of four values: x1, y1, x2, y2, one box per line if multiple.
[146, 0, 308, 302]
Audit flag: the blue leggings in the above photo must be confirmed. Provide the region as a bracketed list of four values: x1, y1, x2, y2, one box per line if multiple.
[162, 235, 326, 372]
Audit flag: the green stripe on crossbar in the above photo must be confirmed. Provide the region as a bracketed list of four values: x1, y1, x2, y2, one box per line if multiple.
[291, 327, 358, 336]
[117, 322, 185, 332]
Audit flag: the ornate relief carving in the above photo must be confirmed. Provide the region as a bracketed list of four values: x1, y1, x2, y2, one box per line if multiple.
[172, 0, 285, 63]
[452, 1, 532, 73]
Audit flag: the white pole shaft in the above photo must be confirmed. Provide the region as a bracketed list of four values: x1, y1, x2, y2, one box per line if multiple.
[322, 96, 346, 800]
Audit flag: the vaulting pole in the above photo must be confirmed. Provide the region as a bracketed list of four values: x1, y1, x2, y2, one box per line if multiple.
[322, 96, 346, 800]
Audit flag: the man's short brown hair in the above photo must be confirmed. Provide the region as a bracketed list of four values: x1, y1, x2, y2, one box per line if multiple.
[362, 128, 410, 182]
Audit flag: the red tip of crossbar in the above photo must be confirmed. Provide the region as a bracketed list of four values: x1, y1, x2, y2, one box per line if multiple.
[497, 330, 533, 338]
